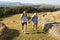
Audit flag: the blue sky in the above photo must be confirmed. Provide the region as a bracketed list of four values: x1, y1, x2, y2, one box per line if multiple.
[0, 0, 60, 5]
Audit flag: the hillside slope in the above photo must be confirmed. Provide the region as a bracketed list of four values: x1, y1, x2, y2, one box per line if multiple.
[1, 11, 60, 40]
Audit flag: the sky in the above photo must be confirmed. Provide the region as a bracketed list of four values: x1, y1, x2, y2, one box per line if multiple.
[0, 0, 60, 5]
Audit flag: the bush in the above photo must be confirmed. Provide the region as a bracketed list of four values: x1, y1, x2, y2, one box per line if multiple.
[0, 6, 59, 18]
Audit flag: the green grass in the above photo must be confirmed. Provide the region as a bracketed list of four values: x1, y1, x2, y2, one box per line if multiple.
[1, 13, 56, 40]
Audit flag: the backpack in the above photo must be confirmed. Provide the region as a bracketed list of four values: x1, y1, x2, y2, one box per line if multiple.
[22, 14, 27, 18]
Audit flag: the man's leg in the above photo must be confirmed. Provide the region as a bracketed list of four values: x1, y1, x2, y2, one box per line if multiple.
[25, 22, 27, 32]
[22, 23, 24, 32]
[24, 22, 27, 33]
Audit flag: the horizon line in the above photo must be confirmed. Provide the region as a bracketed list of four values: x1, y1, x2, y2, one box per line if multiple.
[0, 1, 60, 5]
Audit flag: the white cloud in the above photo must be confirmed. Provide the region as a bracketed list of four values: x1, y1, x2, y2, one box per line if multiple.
[0, 0, 60, 5]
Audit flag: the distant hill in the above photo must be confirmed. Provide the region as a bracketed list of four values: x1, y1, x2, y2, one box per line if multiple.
[0, 1, 60, 9]
[0, 1, 34, 7]
[32, 4, 60, 9]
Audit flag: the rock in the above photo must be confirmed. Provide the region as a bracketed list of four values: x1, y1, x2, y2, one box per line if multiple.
[0, 23, 9, 40]
[43, 23, 53, 32]
[41, 11, 60, 39]
[49, 23, 60, 39]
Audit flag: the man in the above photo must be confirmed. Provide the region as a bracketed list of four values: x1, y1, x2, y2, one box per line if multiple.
[21, 11, 28, 33]
[31, 12, 38, 32]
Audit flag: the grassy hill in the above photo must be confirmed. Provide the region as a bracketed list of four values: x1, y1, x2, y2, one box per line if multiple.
[0, 12, 58, 40]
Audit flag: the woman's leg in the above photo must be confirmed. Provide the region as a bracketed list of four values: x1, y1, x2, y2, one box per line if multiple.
[36, 23, 38, 31]
[33, 24, 35, 30]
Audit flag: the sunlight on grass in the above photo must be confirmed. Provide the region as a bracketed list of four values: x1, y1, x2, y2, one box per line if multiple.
[1, 13, 56, 40]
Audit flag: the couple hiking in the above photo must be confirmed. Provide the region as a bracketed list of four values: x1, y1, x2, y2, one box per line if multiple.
[21, 11, 38, 33]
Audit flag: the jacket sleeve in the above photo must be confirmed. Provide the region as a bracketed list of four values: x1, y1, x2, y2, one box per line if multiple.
[31, 16, 34, 21]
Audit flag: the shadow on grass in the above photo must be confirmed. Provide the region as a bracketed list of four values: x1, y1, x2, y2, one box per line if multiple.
[36, 31, 46, 34]
[0, 23, 20, 40]
[4, 29, 20, 40]
[29, 30, 46, 34]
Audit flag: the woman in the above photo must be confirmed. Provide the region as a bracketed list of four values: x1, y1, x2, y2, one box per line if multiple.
[31, 12, 38, 32]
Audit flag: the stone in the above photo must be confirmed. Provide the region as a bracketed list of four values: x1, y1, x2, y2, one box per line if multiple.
[49, 23, 60, 39]
[0, 23, 8, 40]
[41, 11, 60, 39]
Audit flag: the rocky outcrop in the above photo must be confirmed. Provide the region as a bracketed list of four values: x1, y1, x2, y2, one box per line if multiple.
[41, 11, 60, 39]
[0, 23, 8, 40]
[49, 22, 60, 39]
